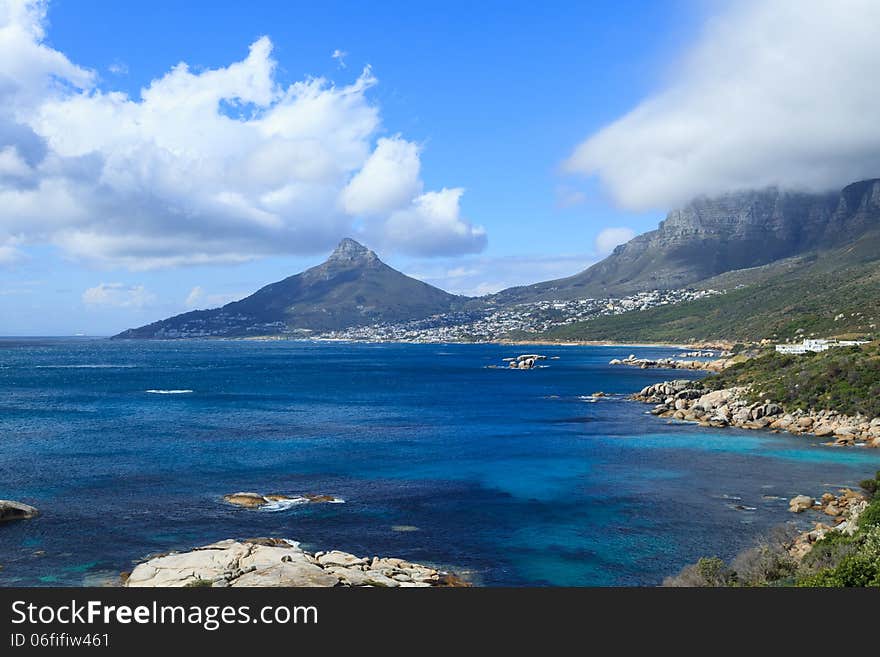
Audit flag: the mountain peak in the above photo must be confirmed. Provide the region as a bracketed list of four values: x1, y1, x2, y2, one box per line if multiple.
[328, 238, 378, 264]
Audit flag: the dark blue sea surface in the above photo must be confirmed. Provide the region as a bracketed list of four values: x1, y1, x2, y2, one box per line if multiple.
[1, 339, 878, 586]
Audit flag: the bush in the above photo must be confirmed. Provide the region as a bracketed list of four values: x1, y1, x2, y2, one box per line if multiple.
[797, 526, 880, 587]
[798, 531, 858, 576]
[729, 529, 798, 586]
[859, 471, 880, 500]
[857, 498, 880, 531]
[663, 557, 736, 587]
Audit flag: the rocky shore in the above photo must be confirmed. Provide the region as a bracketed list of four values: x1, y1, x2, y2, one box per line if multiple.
[125, 538, 468, 588]
[787, 489, 868, 560]
[610, 354, 734, 372]
[634, 380, 880, 448]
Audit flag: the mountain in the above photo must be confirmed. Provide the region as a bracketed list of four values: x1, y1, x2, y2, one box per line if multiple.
[538, 180, 880, 344]
[114, 239, 462, 339]
[491, 179, 880, 304]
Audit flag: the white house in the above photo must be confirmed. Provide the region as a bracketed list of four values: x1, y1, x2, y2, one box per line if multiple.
[775, 338, 868, 354]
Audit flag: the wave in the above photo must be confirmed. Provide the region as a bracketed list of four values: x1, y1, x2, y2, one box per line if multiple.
[260, 496, 345, 512]
[145, 389, 193, 395]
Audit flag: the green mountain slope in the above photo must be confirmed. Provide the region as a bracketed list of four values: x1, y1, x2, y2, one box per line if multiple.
[114, 239, 462, 338]
[538, 229, 880, 344]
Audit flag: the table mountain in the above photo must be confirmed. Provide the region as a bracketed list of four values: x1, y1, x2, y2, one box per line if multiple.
[114, 239, 462, 338]
[491, 179, 880, 304]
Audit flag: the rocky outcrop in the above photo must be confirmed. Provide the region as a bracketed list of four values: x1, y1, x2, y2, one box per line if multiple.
[223, 492, 343, 509]
[788, 495, 814, 513]
[610, 354, 733, 372]
[787, 489, 868, 560]
[501, 354, 548, 370]
[125, 538, 468, 588]
[634, 380, 880, 447]
[0, 500, 39, 523]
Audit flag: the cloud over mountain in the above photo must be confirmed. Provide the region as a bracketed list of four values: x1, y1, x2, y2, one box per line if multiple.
[565, 0, 880, 210]
[0, 0, 486, 268]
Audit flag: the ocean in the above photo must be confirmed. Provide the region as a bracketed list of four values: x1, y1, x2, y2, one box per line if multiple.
[1, 338, 878, 586]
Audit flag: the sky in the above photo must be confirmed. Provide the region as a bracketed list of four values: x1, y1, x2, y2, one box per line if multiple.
[2, 0, 879, 335]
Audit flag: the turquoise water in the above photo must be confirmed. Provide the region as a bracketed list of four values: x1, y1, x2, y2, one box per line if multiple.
[1, 338, 878, 586]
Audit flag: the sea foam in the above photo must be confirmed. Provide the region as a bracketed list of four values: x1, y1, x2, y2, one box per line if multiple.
[260, 496, 345, 512]
[145, 389, 193, 394]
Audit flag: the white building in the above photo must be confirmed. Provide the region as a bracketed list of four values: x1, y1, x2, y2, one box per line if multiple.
[775, 338, 868, 354]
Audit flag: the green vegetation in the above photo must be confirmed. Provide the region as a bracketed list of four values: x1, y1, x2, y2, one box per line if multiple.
[665, 472, 880, 587]
[184, 578, 214, 587]
[532, 230, 880, 344]
[696, 342, 880, 418]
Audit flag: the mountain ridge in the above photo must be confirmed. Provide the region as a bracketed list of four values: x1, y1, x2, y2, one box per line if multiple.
[489, 179, 880, 304]
[114, 239, 462, 339]
[116, 178, 880, 341]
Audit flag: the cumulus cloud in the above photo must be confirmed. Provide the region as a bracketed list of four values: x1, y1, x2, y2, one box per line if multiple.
[383, 188, 487, 257]
[565, 0, 880, 210]
[594, 226, 635, 255]
[0, 0, 486, 268]
[82, 283, 156, 308]
[341, 136, 422, 215]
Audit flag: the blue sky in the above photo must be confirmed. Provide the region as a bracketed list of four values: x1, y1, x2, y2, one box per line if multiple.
[2, 0, 879, 335]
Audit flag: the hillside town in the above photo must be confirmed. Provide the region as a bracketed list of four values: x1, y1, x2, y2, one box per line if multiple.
[316, 288, 723, 343]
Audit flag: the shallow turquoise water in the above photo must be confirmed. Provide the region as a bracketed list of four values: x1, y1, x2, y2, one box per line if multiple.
[0, 338, 878, 586]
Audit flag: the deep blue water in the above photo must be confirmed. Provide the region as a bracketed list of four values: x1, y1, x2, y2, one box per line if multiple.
[1, 338, 879, 586]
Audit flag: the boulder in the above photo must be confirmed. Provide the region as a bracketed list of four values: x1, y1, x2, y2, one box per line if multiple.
[823, 504, 842, 517]
[789, 495, 814, 513]
[0, 500, 39, 523]
[127, 539, 461, 588]
[316, 550, 369, 568]
[223, 492, 268, 508]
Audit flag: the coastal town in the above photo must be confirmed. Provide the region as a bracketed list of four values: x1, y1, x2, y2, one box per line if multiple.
[316, 288, 723, 343]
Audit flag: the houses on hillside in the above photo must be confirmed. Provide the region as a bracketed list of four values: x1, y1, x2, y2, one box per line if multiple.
[775, 338, 869, 354]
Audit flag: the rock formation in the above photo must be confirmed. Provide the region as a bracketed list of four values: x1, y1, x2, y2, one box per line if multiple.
[0, 500, 39, 522]
[125, 538, 468, 588]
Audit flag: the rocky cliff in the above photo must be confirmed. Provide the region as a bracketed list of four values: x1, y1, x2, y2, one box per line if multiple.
[492, 179, 880, 303]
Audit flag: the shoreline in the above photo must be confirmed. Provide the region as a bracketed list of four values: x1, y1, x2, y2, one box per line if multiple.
[106, 334, 716, 350]
[633, 379, 880, 448]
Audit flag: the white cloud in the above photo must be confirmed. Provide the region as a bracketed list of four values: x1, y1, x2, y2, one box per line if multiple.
[554, 185, 586, 209]
[185, 285, 243, 309]
[383, 188, 487, 257]
[565, 0, 880, 210]
[82, 283, 156, 308]
[0, 241, 22, 264]
[107, 61, 128, 75]
[0, 1, 486, 268]
[594, 226, 635, 255]
[341, 136, 422, 215]
[331, 49, 347, 69]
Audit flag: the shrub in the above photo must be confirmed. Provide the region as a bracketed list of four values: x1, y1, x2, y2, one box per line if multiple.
[729, 529, 798, 586]
[857, 498, 880, 531]
[797, 526, 880, 587]
[663, 557, 736, 587]
[859, 472, 880, 500]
